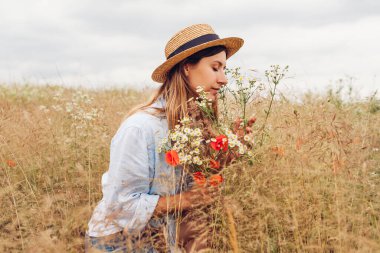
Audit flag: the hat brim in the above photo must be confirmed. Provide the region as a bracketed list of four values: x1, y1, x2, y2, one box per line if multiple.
[151, 37, 244, 83]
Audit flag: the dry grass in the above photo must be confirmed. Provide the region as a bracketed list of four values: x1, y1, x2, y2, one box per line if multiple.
[0, 84, 379, 252]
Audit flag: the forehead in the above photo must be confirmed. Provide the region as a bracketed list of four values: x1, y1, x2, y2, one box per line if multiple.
[201, 51, 227, 65]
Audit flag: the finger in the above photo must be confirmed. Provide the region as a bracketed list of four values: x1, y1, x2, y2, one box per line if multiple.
[209, 188, 220, 198]
[207, 184, 222, 194]
[236, 128, 245, 138]
[245, 126, 252, 134]
[209, 189, 221, 201]
[234, 117, 243, 129]
[205, 190, 219, 201]
[234, 117, 242, 123]
[201, 187, 215, 198]
[248, 117, 257, 126]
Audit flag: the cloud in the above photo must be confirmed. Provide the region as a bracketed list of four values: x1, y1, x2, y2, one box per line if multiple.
[0, 0, 379, 96]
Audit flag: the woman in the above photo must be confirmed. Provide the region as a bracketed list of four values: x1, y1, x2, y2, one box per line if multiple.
[86, 24, 244, 252]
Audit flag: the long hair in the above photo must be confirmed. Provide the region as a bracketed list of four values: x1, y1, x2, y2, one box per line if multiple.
[125, 45, 227, 130]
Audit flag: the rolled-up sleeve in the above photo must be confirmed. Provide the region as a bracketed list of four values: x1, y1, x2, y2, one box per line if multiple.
[106, 125, 159, 234]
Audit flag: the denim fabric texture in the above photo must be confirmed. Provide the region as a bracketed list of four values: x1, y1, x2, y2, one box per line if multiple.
[84, 231, 158, 252]
[87, 97, 184, 250]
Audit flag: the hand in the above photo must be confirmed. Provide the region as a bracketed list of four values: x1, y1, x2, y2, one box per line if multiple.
[184, 183, 221, 209]
[233, 116, 256, 138]
[222, 116, 256, 166]
[153, 183, 222, 217]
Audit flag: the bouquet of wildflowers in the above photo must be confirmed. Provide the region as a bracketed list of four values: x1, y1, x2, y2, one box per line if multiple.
[159, 65, 289, 187]
[158, 86, 256, 187]
[157, 65, 288, 251]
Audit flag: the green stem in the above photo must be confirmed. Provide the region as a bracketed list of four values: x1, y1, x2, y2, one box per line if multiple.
[260, 81, 278, 145]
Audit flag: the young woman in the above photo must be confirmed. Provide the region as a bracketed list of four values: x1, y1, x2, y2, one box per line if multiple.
[86, 24, 244, 252]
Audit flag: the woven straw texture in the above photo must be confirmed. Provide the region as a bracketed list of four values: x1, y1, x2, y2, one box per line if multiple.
[165, 24, 216, 58]
[152, 24, 244, 83]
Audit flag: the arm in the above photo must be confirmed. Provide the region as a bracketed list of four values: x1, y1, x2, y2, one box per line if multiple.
[110, 123, 220, 233]
[106, 125, 160, 234]
[152, 184, 221, 217]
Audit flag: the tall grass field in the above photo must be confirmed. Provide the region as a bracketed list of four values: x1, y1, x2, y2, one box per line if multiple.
[0, 83, 379, 252]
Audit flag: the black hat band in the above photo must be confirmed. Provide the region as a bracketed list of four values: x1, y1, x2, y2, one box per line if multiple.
[167, 34, 220, 59]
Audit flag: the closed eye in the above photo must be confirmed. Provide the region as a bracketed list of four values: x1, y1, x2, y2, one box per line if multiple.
[212, 60, 227, 71]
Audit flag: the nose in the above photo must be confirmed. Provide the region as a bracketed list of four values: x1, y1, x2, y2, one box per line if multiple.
[217, 71, 228, 87]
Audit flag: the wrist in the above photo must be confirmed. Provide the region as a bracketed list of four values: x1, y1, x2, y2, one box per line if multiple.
[178, 191, 192, 211]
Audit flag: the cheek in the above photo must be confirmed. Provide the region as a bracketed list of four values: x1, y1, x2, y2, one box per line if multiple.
[188, 66, 216, 91]
[199, 69, 216, 90]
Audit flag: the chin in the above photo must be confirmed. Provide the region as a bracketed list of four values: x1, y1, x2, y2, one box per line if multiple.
[207, 94, 217, 101]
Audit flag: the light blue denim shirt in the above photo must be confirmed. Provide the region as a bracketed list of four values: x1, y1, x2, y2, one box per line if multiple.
[88, 97, 184, 249]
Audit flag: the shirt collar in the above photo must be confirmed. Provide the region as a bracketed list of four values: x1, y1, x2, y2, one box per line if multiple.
[151, 95, 166, 109]
[147, 96, 166, 119]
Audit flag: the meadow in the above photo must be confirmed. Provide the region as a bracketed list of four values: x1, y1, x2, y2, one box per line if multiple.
[0, 82, 379, 252]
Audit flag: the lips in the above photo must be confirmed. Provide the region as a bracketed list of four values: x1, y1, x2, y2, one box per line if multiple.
[210, 89, 219, 95]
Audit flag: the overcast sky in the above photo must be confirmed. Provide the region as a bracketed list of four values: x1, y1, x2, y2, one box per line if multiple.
[0, 0, 379, 98]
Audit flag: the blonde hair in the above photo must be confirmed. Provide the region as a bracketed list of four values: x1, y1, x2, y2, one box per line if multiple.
[125, 46, 225, 129]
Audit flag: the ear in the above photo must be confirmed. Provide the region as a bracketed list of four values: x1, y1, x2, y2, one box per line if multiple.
[183, 64, 190, 77]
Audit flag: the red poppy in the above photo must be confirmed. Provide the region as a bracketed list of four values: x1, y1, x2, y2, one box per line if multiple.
[192, 171, 206, 186]
[209, 174, 223, 186]
[165, 150, 180, 166]
[6, 160, 16, 167]
[210, 135, 228, 152]
[209, 159, 220, 169]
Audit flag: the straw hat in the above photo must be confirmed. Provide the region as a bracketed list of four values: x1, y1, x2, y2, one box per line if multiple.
[151, 24, 244, 83]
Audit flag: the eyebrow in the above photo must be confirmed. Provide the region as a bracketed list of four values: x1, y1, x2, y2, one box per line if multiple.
[212, 60, 227, 69]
